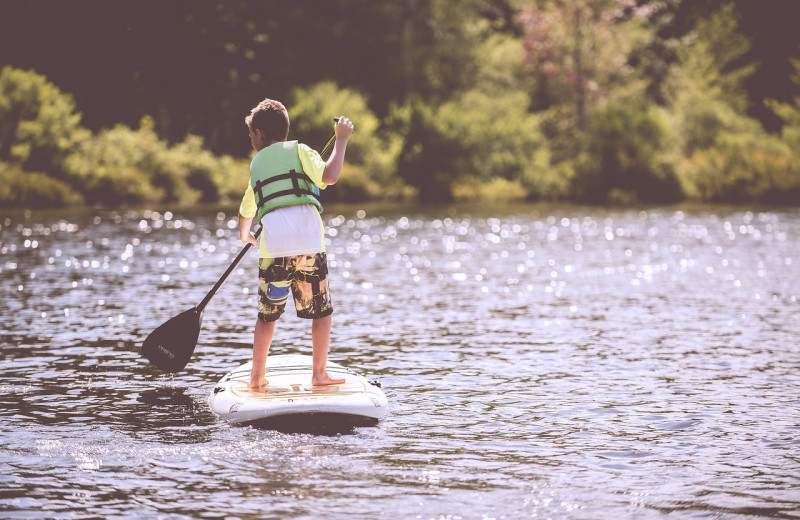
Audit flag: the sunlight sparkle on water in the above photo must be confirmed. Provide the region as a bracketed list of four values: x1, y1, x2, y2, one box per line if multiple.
[0, 205, 798, 519]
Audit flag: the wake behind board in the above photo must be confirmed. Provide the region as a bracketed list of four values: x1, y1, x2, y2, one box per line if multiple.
[209, 354, 388, 431]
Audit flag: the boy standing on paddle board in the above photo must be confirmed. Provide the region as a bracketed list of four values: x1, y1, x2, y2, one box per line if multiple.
[238, 98, 353, 388]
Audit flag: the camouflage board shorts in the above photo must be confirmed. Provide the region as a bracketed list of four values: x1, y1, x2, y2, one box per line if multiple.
[257, 252, 333, 321]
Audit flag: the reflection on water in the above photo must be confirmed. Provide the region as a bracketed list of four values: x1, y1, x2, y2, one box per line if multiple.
[1, 204, 799, 519]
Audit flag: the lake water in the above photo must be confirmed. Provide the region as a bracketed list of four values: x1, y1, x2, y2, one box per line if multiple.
[1, 203, 799, 519]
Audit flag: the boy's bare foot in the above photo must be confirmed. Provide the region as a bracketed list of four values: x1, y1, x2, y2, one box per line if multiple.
[249, 379, 268, 389]
[312, 373, 345, 386]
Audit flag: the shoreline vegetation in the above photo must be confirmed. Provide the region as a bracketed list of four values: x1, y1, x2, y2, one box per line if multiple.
[1, 2, 799, 210]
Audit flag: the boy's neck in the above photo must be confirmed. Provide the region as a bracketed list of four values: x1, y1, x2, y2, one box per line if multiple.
[260, 139, 282, 150]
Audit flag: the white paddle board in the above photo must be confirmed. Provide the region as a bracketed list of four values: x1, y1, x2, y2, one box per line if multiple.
[209, 354, 388, 430]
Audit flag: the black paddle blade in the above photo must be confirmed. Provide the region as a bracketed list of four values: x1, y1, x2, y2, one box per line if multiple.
[141, 307, 203, 373]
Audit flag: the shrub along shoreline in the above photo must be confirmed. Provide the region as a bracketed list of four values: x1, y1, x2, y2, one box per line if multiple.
[1, 63, 799, 210]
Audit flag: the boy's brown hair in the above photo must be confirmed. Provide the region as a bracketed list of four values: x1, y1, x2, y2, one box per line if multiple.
[245, 99, 290, 143]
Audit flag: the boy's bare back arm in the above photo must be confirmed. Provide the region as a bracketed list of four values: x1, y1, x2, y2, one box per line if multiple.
[239, 214, 257, 246]
[322, 116, 354, 185]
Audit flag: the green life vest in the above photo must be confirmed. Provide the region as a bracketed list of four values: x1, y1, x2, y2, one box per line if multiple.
[250, 140, 322, 221]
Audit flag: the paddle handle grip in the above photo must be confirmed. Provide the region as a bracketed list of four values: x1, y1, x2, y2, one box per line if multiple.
[320, 118, 342, 158]
[197, 226, 262, 312]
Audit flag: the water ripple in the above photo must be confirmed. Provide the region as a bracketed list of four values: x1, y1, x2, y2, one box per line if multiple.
[1, 205, 799, 519]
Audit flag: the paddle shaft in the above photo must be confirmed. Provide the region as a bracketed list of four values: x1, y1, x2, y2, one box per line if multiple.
[196, 226, 262, 313]
[319, 117, 340, 159]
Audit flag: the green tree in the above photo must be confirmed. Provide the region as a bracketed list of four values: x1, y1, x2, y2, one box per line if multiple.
[660, 3, 797, 202]
[766, 57, 800, 153]
[660, 3, 754, 153]
[571, 101, 682, 203]
[0, 66, 90, 177]
[65, 117, 169, 205]
[0, 162, 83, 208]
[519, 0, 651, 135]
[65, 116, 248, 206]
[394, 32, 551, 202]
[678, 133, 796, 203]
[519, 0, 674, 203]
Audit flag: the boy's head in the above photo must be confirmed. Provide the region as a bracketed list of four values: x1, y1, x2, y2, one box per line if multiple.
[245, 98, 289, 148]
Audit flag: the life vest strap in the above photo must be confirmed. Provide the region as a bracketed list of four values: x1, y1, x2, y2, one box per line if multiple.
[254, 169, 320, 212]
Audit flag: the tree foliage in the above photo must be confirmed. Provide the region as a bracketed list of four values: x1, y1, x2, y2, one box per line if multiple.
[767, 58, 800, 153]
[659, 4, 800, 202]
[0, 0, 799, 209]
[0, 66, 90, 177]
[0, 68, 248, 209]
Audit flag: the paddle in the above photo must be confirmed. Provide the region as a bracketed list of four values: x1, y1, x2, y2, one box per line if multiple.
[141, 120, 341, 372]
[141, 226, 263, 372]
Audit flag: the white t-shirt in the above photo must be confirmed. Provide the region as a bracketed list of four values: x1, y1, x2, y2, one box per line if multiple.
[258, 204, 326, 258]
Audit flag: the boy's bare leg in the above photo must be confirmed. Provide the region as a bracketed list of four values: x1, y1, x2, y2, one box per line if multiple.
[250, 318, 276, 388]
[311, 314, 345, 386]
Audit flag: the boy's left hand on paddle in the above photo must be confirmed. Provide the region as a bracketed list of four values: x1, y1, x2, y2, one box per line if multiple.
[244, 232, 258, 247]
